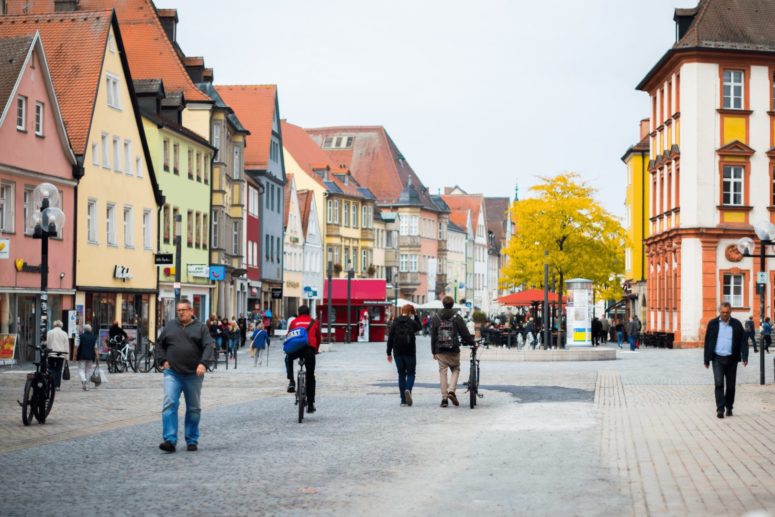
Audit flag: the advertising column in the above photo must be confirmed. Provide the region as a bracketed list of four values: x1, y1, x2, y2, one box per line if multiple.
[565, 278, 593, 347]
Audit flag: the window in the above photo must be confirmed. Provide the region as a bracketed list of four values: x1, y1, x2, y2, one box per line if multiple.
[212, 123, 221, 161]
[202, 214, 208, 247]
[123, 206, 134, 247]
[113, 136, 121, 172]
[143, 209, 152, 249]
[23, 187, 34, 235]
[163, 139, 170, 172]
[232, 146, 241, 179]
[101, 133, 110, 168]
[266, 184, 271, 209]
[16, 96, 27, 131]
[410, 255, 418, 272]
[722, 165, 744, 206]
[162, 205, 170, 244]
[352, 202, 358, 228]
[91, 142, 100, 166]
[172, 208, 179, 244]
[212, 212, 219, 248]
[723, 70, 744, 109]
[105, 74, 120, 109]
[410, 215, 419, 235]
[34, 101, 44, 136]
[87, 200, 97, 243]
[399, 216, 408, 235]
[106, 203, 116, 245]
[204, 157, 209, 185]
[187, 210, 193, 247]
[136, 156, 143, 178]
[173, 143, 180, 175]
[124, 140, 132, 176]
[195, 152, 202, 182]
[723, 274, 744, 307]
[343, 202, 350, 227]
[400, 254, 408, 272]
[327, 200, 334, 224]
[187, 148, 193, 179]
[270, 138, 280, 163]
[265, 234, 270, 260]
[333, 245, 340, 265]
[0, 183, 14, 232]
[361, 249, 368, 272]
[195, 212, 201, 248]
[232, 221, 239, 255]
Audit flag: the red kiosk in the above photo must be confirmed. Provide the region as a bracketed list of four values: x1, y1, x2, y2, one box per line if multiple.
[318, 279, 389, 342]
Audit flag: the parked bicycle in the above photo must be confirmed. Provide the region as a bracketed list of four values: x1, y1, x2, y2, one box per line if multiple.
[466, 338, 484, 409]
[295, 356, 307, 423]
[106, 335, 136, 373]
[136, 339, 162, 373]
[18, 345, 66, 425]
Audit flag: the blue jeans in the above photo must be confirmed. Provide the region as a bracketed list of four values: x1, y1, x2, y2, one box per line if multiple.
[617, 331, 623, 347]
[394, 355, 416, 403]
[162, 369, 203, 446]
[629, 335, 636, 351]
[228, 337, 239, 357]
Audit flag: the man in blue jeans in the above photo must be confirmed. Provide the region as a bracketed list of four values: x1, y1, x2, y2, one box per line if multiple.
[157, 299, 215, 452]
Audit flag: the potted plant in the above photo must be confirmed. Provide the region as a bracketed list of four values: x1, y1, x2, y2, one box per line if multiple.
[367, 264, 376, 278]
[472, 310, 488, 339]
[333, 263, 343, 276]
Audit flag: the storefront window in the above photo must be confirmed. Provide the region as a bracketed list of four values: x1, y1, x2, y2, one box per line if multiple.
[85, 292, 116, 331]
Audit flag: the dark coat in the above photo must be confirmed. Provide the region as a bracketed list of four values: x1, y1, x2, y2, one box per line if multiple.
[703, 317, 748, 365]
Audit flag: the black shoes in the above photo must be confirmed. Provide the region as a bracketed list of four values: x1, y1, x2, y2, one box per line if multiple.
[287, 382, 296, 393]
[159, 441, 176, 453]
[717, 409, 724, 419]
[440, 399, 448, 408]
[726, 408, 733, 417]
[187, 444, 198, 451]
[405, 390, 413, 407]
[448, 392, 459, 406]
[307, 403, 316, 414]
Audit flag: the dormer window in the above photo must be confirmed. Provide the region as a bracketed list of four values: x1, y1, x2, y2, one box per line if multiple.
[322, 135, 354, 149]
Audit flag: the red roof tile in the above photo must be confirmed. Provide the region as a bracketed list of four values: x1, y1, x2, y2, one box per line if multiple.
[215, 85, 277, 170]
[442, 194, 484, 235]
[297, 189, 313, 238]
[283, 173, 293, 227]
[6, 0, 211, 102]
[484, 197, 509, 247]
[0, 10, 112, 152]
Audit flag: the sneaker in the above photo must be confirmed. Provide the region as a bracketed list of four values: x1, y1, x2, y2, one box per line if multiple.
[287, 382, 296, 393]
[82, 381, 88, 391]
[159, 441, 176, 453]
[716, 409, 724, 419]
[448, 392, 459, 406]
[726, 408, 733, 417]
[405, 390, 413, 407]
[307, 403, 316, 414]
[400, 403, 407, 407]
[440, 399, 448, 408]
[187, 444, 198, 451]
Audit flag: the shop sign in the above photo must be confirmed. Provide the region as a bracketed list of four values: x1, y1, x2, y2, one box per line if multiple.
[271, 287, 283, 299]
[155, 253, 173, 265]
[285, 280, 300, 289]
[14, 259, 41, 273]
[209, 265, 226, 281]
[188, 264, 210, 278]
[0, 238, 9, 259]
[114, 265, 133, 281]
[0, 334, 17, 361]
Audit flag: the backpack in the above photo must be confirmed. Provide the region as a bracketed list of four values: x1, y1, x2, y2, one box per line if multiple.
[436, 315, 458, 351]
[392, 318, 415, 347]
[283, 320, 315, 354]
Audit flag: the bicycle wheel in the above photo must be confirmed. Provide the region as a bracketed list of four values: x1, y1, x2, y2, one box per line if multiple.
[137, 353, 150, 373]
[128, 350, 137, 372]
[297, 370, 306, 423]
[115, 352, 126, 373]
[21, 378, 35, 426]
[469, 361, 477, 409]
[44, 375, 55, 417]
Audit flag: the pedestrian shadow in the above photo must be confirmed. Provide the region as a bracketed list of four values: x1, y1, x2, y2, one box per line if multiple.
[372, 382, 593, 404]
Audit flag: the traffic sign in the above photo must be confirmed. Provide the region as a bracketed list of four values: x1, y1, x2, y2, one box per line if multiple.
[155, 253, 173, 265]
[758, 272, 768, 284]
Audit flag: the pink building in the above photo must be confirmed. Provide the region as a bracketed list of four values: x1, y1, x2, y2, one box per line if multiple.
[0, 33, 77, 361]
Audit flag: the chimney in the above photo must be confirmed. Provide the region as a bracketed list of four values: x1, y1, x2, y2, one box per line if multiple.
[202, 68, 214, 83]
[54, 0, 79, 12]
[184, 56, 205, 83]
[639, 118, 650, 140]
[157, 8, 179, 44]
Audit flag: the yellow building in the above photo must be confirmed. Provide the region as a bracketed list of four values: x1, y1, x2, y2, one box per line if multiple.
[621, 119, 650, 321]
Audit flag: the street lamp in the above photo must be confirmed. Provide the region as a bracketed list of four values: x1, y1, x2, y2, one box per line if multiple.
[326, 261, 333, 344]
[393, 266, 400, 317]
[345, 260, 354, 343]
[29, 183, 65, 353]
[174, 213, 182, 306]
[543, 249, 549, 350]
[737, 221, 775, 385]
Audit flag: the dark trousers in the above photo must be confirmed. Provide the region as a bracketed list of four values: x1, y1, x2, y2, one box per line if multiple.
[744, 331, 757, 351]
[394, 355, 416, 403]
[712, 355, 738, 411]
[47, 356, 64, 388]
[764, 335, 772, 352]
[285, 347, 316, 404]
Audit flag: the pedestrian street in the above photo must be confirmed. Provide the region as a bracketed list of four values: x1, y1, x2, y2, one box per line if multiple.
[1, 339, 775, 516]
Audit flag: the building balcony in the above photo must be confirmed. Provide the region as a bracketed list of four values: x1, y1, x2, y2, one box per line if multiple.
[437, 240, 448, 252]
[398, 272, 421, 287]
[384, 249, 398, 264]
[435, 274, 447, 293]
[326, 224, 341, 237]
[398, 235, 421, 249]
[361, 228, 374, 241]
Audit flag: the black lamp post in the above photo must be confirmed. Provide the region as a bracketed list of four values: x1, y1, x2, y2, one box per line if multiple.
[174, 213, 182, 306]
[345, 261, 354, 343]
[30, 183, 65, 354]
[543, 250, 549, 350]
[327, 261, 333, 344]
[737, 223, 775, 385]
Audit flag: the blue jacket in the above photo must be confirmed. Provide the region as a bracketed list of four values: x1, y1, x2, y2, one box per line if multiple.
[251, 329, 270, 349]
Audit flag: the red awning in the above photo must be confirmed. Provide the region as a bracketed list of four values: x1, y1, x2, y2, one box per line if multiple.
[323, 279, 387, 303]
[496, 289, 566, 306]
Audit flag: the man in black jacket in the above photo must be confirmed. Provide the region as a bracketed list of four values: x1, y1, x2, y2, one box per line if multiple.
[704, 302, 748, 418]
[386, 305, 422, 406]
[430, 296, 475, 407]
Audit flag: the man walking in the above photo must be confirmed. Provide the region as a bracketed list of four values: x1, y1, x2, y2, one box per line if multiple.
[600, 317, 610, 343]
[744, 315, 757, 353]
[157, 299, 215, 452]
[704, 302, 748, 419]
[430, 296, 475, 407]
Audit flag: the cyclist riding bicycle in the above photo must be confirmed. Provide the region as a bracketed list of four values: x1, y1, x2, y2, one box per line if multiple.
[284, 305, 321, 414]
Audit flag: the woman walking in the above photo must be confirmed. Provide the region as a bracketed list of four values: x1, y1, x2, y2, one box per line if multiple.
[75, 324, 99, 390]
[386, 304, 422, 407]
[763, 317, 772, 353]
[251, 322, 270, 366]
[615, 318, 625, 349]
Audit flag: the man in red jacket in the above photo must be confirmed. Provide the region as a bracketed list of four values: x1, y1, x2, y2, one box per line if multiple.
[285, 305, 322, 413]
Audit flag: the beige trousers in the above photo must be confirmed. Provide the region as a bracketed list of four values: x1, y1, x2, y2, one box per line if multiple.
[436, 351, 461, 398]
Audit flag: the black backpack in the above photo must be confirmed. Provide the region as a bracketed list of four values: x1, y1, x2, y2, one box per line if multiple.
[435, 314, 458, 351]
[392, 318, 415, 347]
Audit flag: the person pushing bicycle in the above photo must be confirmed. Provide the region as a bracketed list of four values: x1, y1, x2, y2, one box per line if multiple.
[430, 296, 475, 407]
[285, 305, 321, 414]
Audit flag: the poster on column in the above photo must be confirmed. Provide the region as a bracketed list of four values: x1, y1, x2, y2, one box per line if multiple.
[357, 309, 370, 342]
[0, 334, 17, 363]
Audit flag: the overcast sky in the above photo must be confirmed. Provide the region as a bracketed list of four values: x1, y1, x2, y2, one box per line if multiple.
[176, 0, 696, 218]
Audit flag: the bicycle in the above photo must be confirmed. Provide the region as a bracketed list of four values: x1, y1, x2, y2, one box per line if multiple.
[295, 356, 307, 423]
[137, 340, 162, 373]
[18, 345, 66, 425]
[466, 338, 484, 409]
[107, 335, 136, 373]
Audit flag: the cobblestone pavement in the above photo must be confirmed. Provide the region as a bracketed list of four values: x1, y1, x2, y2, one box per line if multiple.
[1, 340, 775, 516]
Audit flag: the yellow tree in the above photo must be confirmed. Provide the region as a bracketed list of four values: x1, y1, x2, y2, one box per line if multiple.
[501, 173, 625, 341]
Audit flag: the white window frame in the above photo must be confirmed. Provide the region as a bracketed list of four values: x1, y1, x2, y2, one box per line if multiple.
[23, 186, 33, 235]
[723, 274, 744, 308]
[0, 183, 14, 233]
[232, 220, 239, 255]
[722, 165, 744, 206]
[101, 133, 110, 168]
[123, 206, 134, 248]
[34, 101, 44, 136]
[106, 73, 121, 109]
[92, 142, 99, 166]
[87, 199, 98, 243]
[136, 156, 143, 178]
[142, 209, 152, 249]
[163, 139, 170, 172]
[106, 203, 116, 246]
[212, 123, 221, 161]
[723, 70, 744, 110]
[113, 136, 121, 172]
[124, 140, 132, 176]
[16, 96, 26, 131]
[343, 202, 350, 227]
[232, 146, 241, 179]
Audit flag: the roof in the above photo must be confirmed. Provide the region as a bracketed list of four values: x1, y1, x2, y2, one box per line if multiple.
[215, 85, 277, 170]
[297, 189, 313, 239]
[305, 126, 442, 212]
[484, 197, 510, 247]
[196, 82, 247, 133]
[141, 109, 213, 149]
[447, 221, 466, 233]
[497, 289, 566, 306]
[637, 0, 775, 90]
[621, 135, 650, 162]
[0, 10, 113, 153]
[442, 194, 484, 234]
[281, 120, 373, 200]
[0, 36, 32, 115]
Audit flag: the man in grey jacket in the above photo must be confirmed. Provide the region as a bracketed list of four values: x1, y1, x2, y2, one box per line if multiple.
[157, 299, 215, 453]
